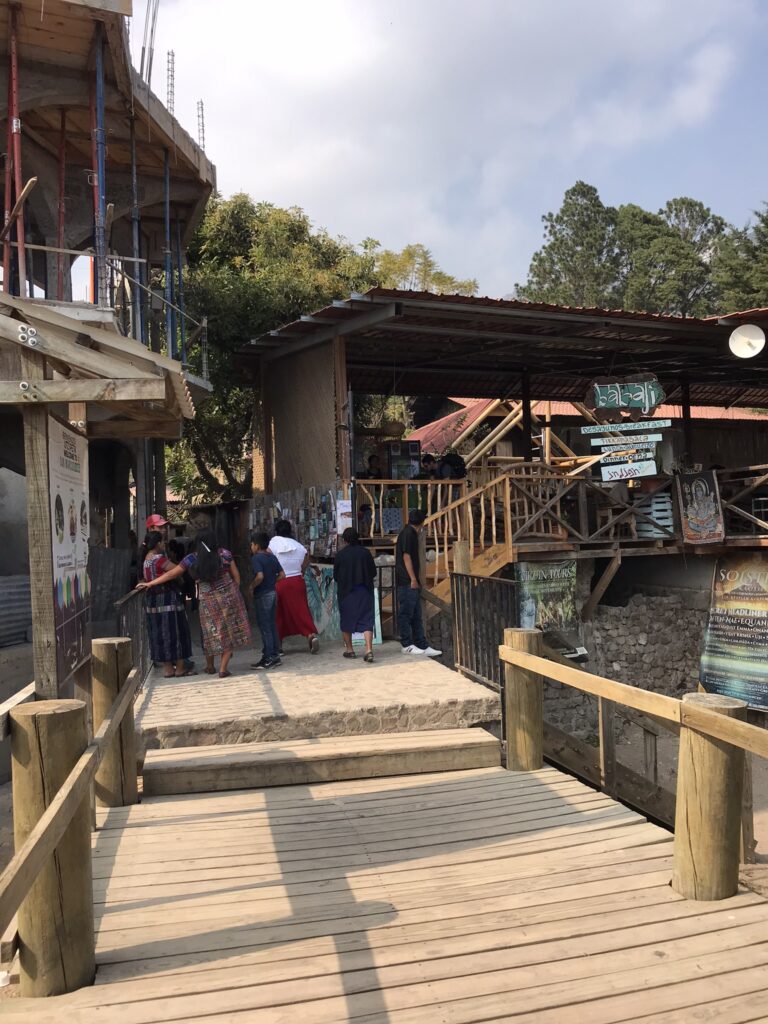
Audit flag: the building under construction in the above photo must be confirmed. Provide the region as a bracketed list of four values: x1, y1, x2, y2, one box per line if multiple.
[0, 0, 215, 695]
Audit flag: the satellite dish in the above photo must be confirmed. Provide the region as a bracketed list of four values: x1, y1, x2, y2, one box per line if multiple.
[729, 323, 766, 359]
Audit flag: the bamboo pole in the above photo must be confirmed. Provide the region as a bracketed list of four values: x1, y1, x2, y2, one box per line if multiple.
[451, 398, 503, 449]
[466, 404, 524, 468]
[672, 693, 747, 901]
[11, 700, 95, 996]
[503, 628, 544, 771]
[92, 638, 138, 808]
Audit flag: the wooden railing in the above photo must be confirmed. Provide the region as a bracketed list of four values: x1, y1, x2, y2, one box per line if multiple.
[500, 630, 767, 901]
[115, 587, 152, 687]
[0, 637, 139, 997]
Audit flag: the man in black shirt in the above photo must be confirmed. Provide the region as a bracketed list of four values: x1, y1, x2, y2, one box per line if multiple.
[395, 509, 442, 657]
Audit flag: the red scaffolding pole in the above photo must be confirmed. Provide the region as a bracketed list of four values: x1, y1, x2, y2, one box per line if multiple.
[57, 109, 66, 299]
[9, 4, 26, 297]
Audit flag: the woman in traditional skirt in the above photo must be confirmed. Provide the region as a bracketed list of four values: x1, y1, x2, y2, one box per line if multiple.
[140, 531, 193, 677]
[137, 529, 251, 678]
[333, 528, 377, 662]
[269, 520, 320, 654]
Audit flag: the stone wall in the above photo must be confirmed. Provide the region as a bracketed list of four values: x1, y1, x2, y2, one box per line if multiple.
[588, 593, 706, 696]
[544, 593, 707, 740]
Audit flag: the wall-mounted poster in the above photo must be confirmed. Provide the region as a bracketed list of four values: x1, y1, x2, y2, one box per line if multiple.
[515, 560, 577, 634]
[700, 554, 768, 709]
[48, 415, 90, 686]
[676, 471, 725, 544]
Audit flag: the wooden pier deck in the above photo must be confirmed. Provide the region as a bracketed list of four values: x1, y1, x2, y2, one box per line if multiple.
[6, 764, 768, 1023]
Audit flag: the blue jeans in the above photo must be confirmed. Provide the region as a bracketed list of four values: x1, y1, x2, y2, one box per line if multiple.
[254, 590, 280, 660]
[397, 585, 427, 650]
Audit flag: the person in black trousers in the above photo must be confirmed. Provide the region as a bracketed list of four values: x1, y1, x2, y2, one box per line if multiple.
[394, 509, 442, 657]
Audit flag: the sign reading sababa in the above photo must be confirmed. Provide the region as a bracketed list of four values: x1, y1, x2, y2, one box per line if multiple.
[585, 374, 666, 423]
[700, 555, 768, 709]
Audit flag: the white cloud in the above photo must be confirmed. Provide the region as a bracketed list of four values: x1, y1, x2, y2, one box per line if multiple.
[132, 0, 756, 297]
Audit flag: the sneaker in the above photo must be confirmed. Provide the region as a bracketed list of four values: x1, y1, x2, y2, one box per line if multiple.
[251, 657, 267, 669]
[263, 656, 282, 669]
[402, 645, 426, 655]
[309, 635, 320, 655]
[423, 646, 443, 657]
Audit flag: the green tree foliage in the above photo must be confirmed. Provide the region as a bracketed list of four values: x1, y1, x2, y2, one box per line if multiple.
[170, 195, 377, 502]
[371, 241, 478, 295]
[169, 197, 477, 502]
[516, 182, 620, 308]
[516, 182, 729, 317]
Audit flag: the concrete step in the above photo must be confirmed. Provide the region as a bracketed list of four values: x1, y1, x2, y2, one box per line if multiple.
[142, 728, 501, 796]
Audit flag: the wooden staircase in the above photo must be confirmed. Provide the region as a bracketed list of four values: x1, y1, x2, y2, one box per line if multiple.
[142, 728, 501, 796]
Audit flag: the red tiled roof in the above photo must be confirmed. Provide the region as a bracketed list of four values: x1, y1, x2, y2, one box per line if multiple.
[407, 399, 495, 452]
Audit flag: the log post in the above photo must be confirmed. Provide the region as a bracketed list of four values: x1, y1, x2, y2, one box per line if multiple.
[452, 540, 470, 575]
[503, 627, 543, 771]
[10, 699, 95, 996]
[672, 692, 747, 901]
[91, 637, 137, 808]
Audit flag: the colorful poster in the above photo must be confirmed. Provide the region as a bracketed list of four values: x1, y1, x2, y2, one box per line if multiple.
[304, 566, 382, 645]
[48, 416, 90, 685]
[676, 471, 725, 544]
[336, 499, 353, 536]
[515, 560, 577, 634]
[700, 555, 768, 709]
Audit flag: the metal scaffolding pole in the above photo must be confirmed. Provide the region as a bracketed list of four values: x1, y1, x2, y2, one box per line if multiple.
[9, 5, 26, 296]
[93, 22, 109, 308]
[175, 216, 187, 363]
[163, 148, 176, 358]
[129, 116, 145, 343]
[57, 109, 66, 300]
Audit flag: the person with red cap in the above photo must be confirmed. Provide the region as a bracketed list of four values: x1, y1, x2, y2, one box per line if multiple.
[146, 513, 169, 540]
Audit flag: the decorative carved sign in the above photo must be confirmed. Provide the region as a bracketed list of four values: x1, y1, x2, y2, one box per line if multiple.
[585, 374, 666, 423]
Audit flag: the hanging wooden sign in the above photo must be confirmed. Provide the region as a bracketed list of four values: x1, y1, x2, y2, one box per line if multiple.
[585, 374, 666, 423]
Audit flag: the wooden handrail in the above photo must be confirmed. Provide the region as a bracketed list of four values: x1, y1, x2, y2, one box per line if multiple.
[0, 666, 140, 936]
[499, 645, 768, 760]
[0, 682, 35, 741]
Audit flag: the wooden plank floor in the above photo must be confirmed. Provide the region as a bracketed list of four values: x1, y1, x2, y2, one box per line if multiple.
[7, 765, 768, 1022]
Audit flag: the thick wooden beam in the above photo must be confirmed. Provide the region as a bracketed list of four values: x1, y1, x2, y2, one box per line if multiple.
[581, 550, 622, 622]
[333, 334, 351, 485]
[521, 369, 533, 461]
[0, 378, 167, 404]
[503, 628, 544, 771]
[20, 350, 57, 698]
[87, 419, 182, 439]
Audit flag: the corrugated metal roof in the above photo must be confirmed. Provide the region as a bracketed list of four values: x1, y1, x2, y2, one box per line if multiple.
[0, 575, 31, 647]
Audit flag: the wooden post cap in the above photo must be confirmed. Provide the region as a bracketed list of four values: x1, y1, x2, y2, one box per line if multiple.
[92, 637, 132, 648]
[11, 699, 86, 720]
[681, 693, 748, 713]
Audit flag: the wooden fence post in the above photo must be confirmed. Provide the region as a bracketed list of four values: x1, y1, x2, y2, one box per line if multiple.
[503, 628, 543, 771]
[91, 637, 138, 808]
[10, 699, 95, 996]
[672, 692, 747, 901]
[452, 540, 470, 575]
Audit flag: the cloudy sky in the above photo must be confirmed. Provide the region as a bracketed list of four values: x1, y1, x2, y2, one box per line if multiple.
[131, 0, 767, 297]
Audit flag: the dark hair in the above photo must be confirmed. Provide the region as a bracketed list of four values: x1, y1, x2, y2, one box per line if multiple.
[140, 530, 163, 563]
[166, 539, 185, 563]
[250, 530, 270, 549]
[194, 529, 221, 583]
[342, 527, 360, 545]
[421, 454, 436, 465]
[274, 519, 293, 538]
[409, 508, 427, 525]
[367, 453, 379, 463]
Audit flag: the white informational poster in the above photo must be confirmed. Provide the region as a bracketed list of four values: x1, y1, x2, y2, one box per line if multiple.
[336, 498, 353, 535]
[48, 415, 90, 685]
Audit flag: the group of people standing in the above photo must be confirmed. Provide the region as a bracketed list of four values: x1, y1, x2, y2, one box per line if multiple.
[135, 509, 441, 677]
